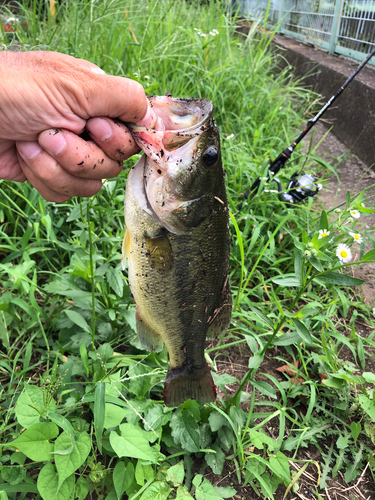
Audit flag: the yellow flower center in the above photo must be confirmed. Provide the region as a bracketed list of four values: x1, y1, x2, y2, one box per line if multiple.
[354, 234, 360, 240]
[340, 250, 348, 258]
[321, 232, 328, 237]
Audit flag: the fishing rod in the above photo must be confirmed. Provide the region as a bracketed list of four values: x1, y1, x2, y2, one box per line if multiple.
[244, 45, 375, 204]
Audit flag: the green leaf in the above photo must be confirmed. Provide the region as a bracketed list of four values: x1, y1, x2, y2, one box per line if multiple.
[251, 380, 277, 399]
[1, 466, 26, 485]
[358, 394, 375, 421]
[345, 444, 363, 483]
[48, 413, 76, 454]
[15, 384, 56, 428]
[166, 461, 185, 486]
[106, 267, 124, 297]
[362, 372, 375, 384]
[336, 434, 350, 450]
[316, 272, 364, 286]
[211, 373, 238, 390]
[74, 477, 89, 500]
[269, 452, 290, 481]
[94, 382, 106, 453]
[291, 318, 313, 343]
[144, 406, 172, 431]
[55, 431, 91, 486]
[109, 423, 156, 462]
[208, 410, 228, 433]
[176, 486, 194, 499]
[272, 276, 301, 287]
[135, 461, 145, 486]
[294, 250, 303, 285]
[319, 210, 329, 231]
[0, 484, 38, 494]
[214, 486, 237, 498]
[37, 462, 75, 500]
[104, 403, 129, 429]
[361, 249, 375, 261]
[64, 310, 91, 334]
[170, 410, 200, 453]
[249, 306, 273, 328]
[309, 256, 322, 272]
[80, 343, 89, 376]
[9, 422, 58, 461]
[0, 311, 9, 348]
[248, 353, 264, 369]
[194, 476, 222, 500]
[139, 481, 171, 500]
[205, 445, 225, 475]
[274, 331, 301, 346]
[113, 461, 134, 498]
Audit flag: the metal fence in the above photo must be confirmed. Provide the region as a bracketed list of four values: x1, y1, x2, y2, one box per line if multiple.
[234, 0, 375, 66]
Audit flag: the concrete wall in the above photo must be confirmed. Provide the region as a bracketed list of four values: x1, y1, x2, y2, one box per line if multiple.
[272, 34, 375, 167]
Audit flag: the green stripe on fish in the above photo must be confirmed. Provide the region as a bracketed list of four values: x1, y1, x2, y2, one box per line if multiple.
[124, 96, 231, 407]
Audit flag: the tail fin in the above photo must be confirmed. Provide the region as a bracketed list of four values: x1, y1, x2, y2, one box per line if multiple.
[163, 363, 216, 407]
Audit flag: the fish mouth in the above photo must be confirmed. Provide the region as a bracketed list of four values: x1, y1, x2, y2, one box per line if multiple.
[129, 97, 214, 235]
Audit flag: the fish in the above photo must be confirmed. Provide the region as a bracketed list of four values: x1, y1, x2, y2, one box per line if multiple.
[122, 96, 231, 407]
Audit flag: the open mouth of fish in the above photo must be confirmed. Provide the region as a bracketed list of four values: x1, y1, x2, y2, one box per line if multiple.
[128, 96, 213, 234]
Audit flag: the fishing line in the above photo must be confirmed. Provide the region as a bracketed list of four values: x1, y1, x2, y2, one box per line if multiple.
[244, 46, 375, 205]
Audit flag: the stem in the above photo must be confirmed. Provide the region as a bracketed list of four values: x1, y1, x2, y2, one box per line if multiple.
[87, 202, 96, 346]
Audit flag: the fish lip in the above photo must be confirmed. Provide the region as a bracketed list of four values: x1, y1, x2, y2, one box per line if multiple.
[127, 111, 210, 133]
[127, 96, 212, 134]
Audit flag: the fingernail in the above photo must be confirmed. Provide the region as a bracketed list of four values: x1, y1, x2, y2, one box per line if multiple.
[87, 118, 112, 141]
[137, 106, 157, 128]
[39, 129, 67, 155]
[17, 141, 42, 160]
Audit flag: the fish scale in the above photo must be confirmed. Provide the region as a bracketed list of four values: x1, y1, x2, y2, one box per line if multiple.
[123, 96, 231, 407]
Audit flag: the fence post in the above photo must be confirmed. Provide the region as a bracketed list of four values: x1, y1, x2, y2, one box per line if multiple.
[278, 0, 285, 33]
[329, 0, 344, 55]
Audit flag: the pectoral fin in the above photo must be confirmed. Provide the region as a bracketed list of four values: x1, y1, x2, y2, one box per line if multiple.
[121, 228, 131, 271]
[145, 233, 174, 273]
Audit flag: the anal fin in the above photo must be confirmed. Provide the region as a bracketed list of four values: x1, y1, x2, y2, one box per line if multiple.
[136, 306, 164, 353]
[164, 362, 216, 407]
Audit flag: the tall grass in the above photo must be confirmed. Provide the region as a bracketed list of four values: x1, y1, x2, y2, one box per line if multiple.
[1, 1, 375, 499]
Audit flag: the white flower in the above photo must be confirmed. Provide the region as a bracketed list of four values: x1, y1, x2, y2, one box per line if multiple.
[144, 75, 150, 80]
[209, 29, 219, 36]
[350, 209, 360, 219]
[336, 243, 352, 263]
[102, 179, 109, 187]
[226, 133, 235, 140]
[318, 229, 330, 239]
[349, 232, 363, 244]
[373, 307, 375, 317]
[200, 33, 207, 37]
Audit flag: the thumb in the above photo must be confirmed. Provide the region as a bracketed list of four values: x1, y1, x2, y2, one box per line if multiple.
[61, 71, 156, 127]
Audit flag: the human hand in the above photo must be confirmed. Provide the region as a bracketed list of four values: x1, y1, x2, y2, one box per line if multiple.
[0, 50, 155, 202]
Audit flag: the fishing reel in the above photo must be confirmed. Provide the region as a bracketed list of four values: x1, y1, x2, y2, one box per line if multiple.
[269, 172, 322, 204]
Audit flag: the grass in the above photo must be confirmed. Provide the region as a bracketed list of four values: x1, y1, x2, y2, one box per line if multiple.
[1, 0, 375, 499]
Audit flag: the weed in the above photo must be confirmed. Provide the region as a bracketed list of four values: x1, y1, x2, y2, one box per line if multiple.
[1, 0, 375, 499]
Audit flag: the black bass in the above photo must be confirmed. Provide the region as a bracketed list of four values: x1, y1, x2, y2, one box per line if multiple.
[122, 96, 231, 407]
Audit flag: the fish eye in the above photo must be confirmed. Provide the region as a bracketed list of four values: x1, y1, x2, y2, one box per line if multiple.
[202, 146, 218, 167]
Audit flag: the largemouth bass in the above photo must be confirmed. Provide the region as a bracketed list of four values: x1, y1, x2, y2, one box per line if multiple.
[123, 96, 231, 407]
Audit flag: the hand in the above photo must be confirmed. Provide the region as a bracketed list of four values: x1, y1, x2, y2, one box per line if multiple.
[0, 51, 155, 201]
